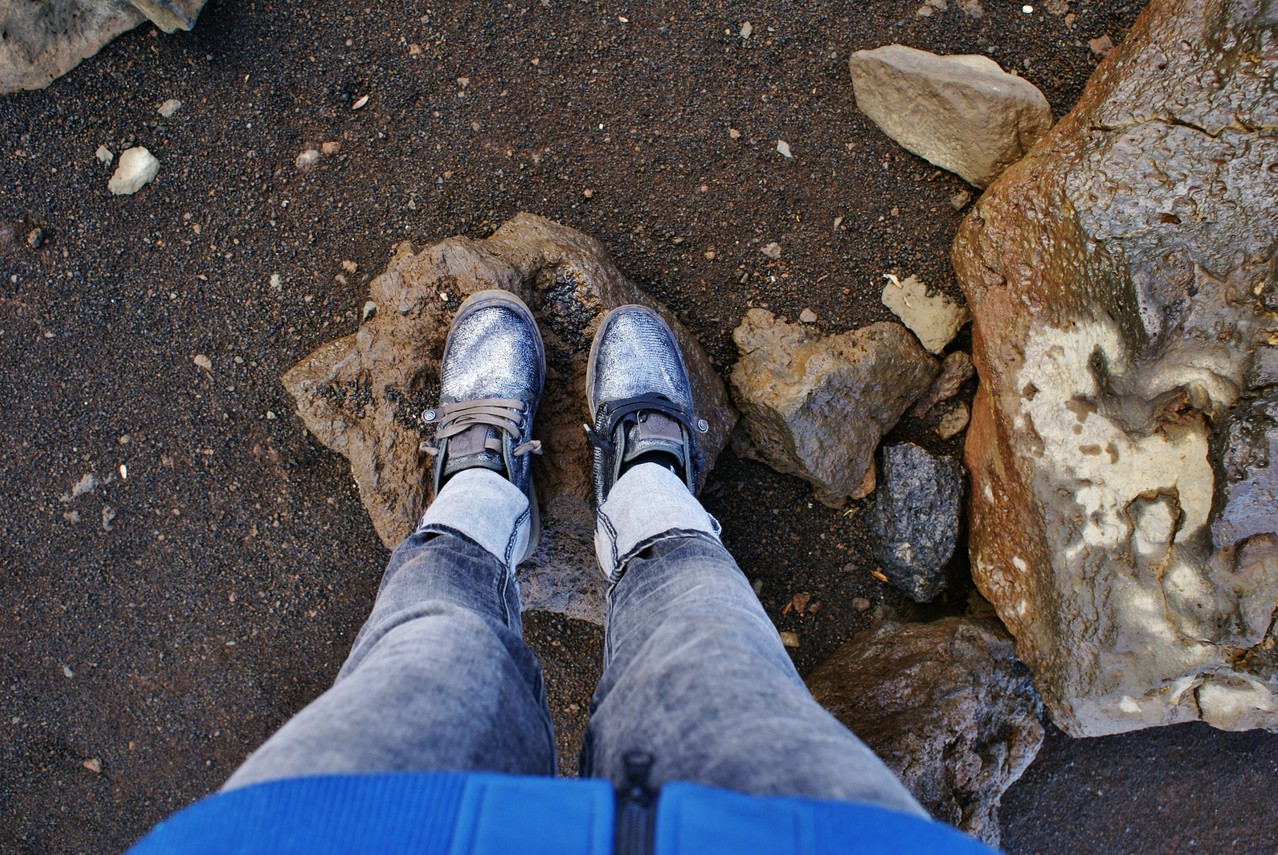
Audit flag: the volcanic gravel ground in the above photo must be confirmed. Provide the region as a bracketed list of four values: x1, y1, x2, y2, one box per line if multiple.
[3, 0, 1276, 852]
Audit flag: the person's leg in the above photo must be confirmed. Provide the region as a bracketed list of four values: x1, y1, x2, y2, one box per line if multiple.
[582, 464, 925, 815]
[224, 469, 555, 790]
[226, 289, 555, 789]
[579, 304, 923, 815]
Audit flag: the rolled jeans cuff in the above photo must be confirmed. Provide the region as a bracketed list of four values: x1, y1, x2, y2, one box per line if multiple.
[594, 463, 722, 582]
[417, 468, 531, 569]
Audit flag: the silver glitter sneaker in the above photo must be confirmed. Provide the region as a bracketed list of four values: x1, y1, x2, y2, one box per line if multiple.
[585, 305, 708, 506]
[422, 289, 545, 561]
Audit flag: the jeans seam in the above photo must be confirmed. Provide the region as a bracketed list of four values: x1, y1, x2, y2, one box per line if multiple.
[611, 528, 722, 582]
[597, 508, 620, 571]
[505, 505, 531, 567]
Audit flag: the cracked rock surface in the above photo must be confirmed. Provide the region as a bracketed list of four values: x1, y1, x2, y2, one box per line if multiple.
[283, 213, 736, 624]
[808, 616, 1044, 847]
[729, 309, 937, 507]
[953, 0, 1278, 736]
[0, 0, 205, 93]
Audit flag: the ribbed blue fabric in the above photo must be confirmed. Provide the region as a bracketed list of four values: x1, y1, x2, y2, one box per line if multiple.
[656, 781, 998, 855]
[128, 772, 998, 854]
[128, 772, 615, 855]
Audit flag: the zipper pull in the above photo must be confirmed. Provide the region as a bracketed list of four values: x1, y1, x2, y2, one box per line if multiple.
[622, 751, 655, 804]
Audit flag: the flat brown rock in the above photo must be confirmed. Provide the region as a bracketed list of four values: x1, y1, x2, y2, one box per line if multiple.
[283, 213, 736, 624]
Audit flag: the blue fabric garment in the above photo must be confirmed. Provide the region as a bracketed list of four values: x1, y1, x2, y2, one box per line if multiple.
[128, 772, 997, 855]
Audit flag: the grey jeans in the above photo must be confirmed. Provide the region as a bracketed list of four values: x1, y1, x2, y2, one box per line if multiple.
[223, 465, 925, 816]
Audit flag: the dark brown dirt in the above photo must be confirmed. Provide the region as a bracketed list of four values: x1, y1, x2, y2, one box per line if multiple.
[4, 0, 1275, 852]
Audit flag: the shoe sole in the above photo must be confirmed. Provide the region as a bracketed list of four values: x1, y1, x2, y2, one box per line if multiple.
[446, 289, 545, 564]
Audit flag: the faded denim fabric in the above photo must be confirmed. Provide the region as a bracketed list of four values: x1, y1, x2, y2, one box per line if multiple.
[223, 465, 925, 819]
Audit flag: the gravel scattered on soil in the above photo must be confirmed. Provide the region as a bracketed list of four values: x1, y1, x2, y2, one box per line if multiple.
[6, 1, 1275, 852]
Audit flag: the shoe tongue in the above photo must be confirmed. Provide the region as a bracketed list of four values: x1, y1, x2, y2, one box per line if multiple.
[620, 411, 686, 467]
[442, 425, 505, 479]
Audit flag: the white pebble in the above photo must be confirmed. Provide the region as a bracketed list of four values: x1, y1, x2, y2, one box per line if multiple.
[95, 145, 114, 165]
[158, 99, 183, 118]
[108, 147, 160, 195]
[295, 149, 321, 169]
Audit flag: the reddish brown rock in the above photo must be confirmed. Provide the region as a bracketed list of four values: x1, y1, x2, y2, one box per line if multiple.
[283, 213, 736, 623]
[953, 0, 1278, 735]
[730, 310, 937, 507]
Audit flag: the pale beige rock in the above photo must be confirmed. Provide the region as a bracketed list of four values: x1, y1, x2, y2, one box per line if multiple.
[0, 0, 206, 94]
[881, 274, 969, 354]
[282, 214, 736, 625]
[935, 401, 970, 439]
[108, 147, 159, 195]
[849, 44, 1053, 188]
[912, 351, 975, 417]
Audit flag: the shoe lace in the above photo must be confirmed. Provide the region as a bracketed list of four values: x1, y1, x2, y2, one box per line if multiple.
[583, 393, 702, 454]
[422, 398, 543, 458]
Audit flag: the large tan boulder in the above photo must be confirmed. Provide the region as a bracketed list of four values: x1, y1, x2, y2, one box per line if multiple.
[953, 0, 1278, 736]
[283, 214, 736, 624]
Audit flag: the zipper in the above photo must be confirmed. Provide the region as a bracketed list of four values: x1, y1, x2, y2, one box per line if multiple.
[613, 751, 656, 855]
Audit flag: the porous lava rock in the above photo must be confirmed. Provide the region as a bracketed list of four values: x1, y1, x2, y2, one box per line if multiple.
[953, 0, 1278, 735]
[807, 617, 1044, 846]
[0, 0, 205, 93]
[729, 310, 937, 507]
[868, 443, 964, 602]
[283, 213, 736, 624]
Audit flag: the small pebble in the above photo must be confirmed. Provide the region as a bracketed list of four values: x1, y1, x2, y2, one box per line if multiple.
[95, 145, 114, 165]
[950, 190, 973, 210]
[157, 98, 183, 118]
[321, 141, 341, 155]
[728, 128, 741, 139]
[108, 147, 160, 195]
[936, 401, 971, 439]
[27, 228, 44, 249]
[341, 259, 358, 273]
[740, 21, 753, 38]
[83, 758, 102, 774]
[852, 597, 872, 611]
[799, 308, 818, 324]
[362, 300, 378, 321]
[779, 631, 800, 648]
[1088, 34, 1115, 58]
[193, 354, 212, 371]
[295, 149, 321, 170]
[761, 241, 782, 260]
[776, 139, 793, 159]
